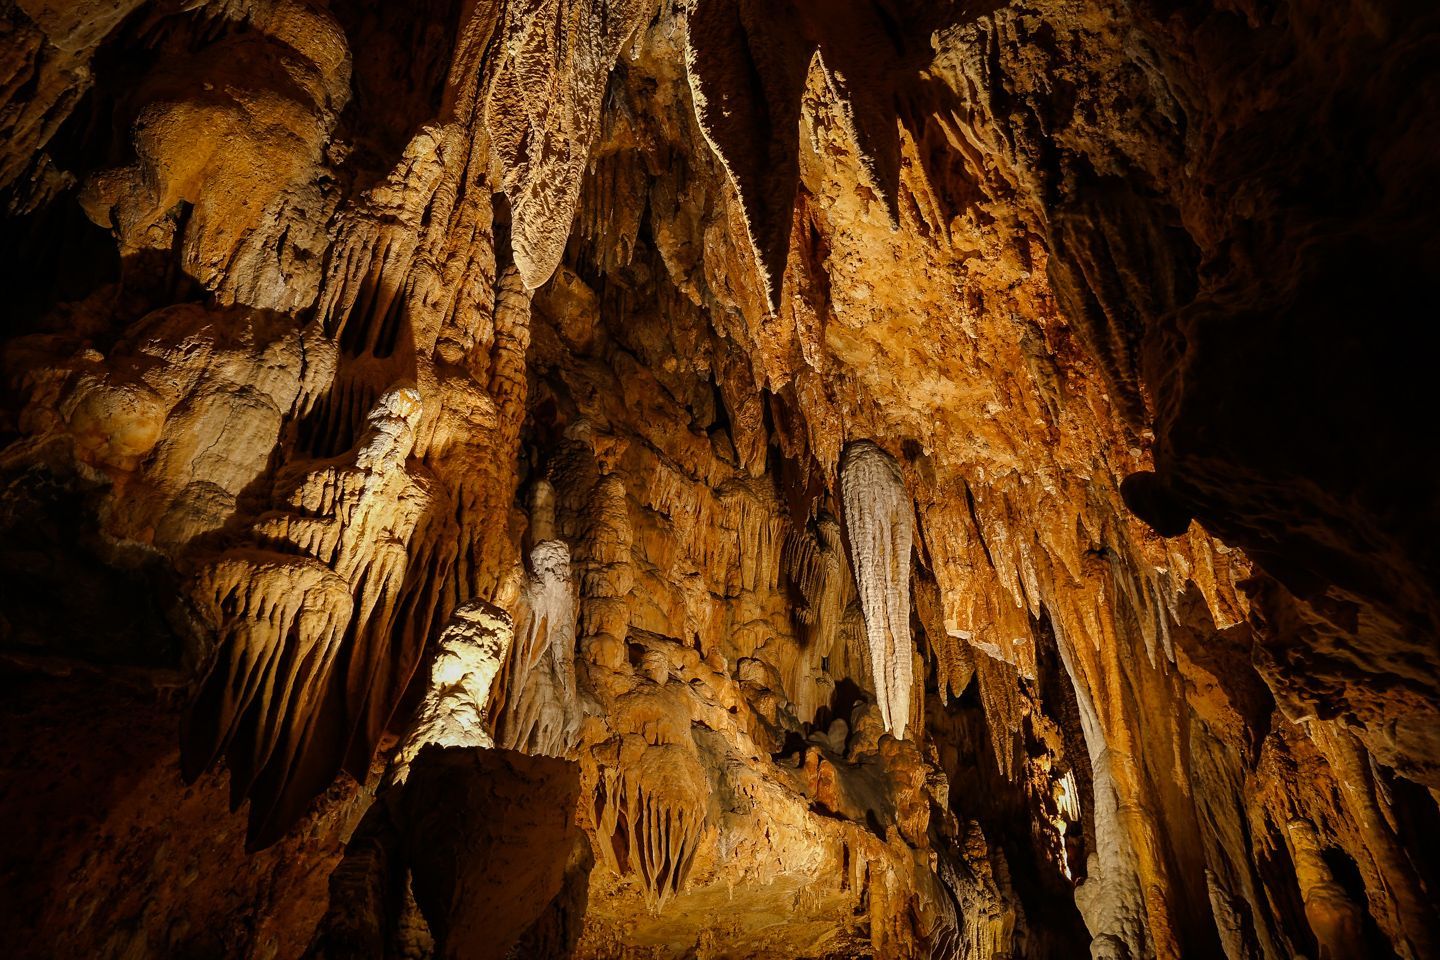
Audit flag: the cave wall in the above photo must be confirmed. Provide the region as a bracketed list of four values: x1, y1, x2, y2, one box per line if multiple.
[1, 0, 1437, 958]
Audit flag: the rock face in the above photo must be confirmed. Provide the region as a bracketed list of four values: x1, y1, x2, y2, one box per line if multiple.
[1, 1, 1437, 959]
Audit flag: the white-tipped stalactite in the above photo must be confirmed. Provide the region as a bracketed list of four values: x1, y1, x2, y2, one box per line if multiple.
[839, 440, 914, 739]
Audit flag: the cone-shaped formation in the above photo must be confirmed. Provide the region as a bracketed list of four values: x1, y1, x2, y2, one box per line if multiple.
[840, 441, 914, 739]
[390, 599, 514, 786]
[496, 538, 581, 758]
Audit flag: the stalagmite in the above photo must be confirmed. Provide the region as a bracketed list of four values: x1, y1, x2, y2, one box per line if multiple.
[513, 541, 577, 694]
[840, 441, 915, 739]
[390, 599, 514, 786]
[579, 472, 634, 671]
[497, 537, 581, 757]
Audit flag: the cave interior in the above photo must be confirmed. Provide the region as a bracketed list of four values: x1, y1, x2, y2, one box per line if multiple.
[1, 0, 1438, 958]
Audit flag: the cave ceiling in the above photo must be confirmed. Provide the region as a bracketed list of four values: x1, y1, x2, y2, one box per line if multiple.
[1, 0, 1437, 958]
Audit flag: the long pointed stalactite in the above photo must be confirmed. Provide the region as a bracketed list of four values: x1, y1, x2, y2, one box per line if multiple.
[2, 1, 1438, 958]
[840, 440, 915, 740]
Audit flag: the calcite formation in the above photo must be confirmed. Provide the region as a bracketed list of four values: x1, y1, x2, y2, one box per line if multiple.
[390, 598, 514, 785]
[1, 1, 1437, 959]
[840, 440, 915, 740]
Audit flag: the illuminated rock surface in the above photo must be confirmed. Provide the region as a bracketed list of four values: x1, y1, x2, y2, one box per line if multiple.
[1, 1, 1437, 958]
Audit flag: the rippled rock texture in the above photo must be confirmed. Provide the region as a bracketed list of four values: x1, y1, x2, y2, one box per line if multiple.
[1, 0, 1437, 957]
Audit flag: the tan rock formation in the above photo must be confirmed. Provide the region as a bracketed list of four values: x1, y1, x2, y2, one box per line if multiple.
[2, 1, 1437, 958]
[390, 598, 514, 785]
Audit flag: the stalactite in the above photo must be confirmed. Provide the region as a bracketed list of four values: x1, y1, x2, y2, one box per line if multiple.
[912, 570, 975, 704]
[184, 384, 430, 845]
[593, 746, 708, 913]
[840, 440, 915, 739]
[1048, 610, 1154, 960]
[185, 555, 353, 798]
[782, 513, 861, 719]
[1303, 719, 1438, 958]
[718, 477, 786, 595]
[1285, 819, 1368, 960]
[2, 1, 1435, 957]
[639, 463, 785, 599]
[315, 126, 454, 344]
[483, 0, 651, 288]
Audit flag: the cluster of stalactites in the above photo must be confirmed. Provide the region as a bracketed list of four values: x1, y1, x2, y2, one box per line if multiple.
[593, 748, 708, 913]
[642, 464, 787, 598]
[840, 441, 915, 739]
[781, 513, 865, 720]
[782, 514, 853, 659]
[183, 385, 428, 843]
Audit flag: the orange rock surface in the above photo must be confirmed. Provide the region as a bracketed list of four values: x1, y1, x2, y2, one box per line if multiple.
[2, 1, 1437, 958]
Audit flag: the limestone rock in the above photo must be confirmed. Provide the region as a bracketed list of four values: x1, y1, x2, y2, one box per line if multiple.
[2, 1, 1438, 958]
